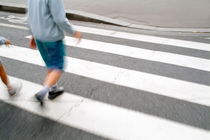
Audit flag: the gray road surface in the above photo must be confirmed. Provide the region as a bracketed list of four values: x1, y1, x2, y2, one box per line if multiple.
[0, 11, 210, 139]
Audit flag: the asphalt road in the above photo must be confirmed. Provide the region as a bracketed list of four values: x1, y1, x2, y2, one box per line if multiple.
[0, 11, 210, 140]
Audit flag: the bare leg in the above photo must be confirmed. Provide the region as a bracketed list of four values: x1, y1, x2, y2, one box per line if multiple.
[35, 69, 63, 103]
[0, 64, 11, 89]
[44, 69, 62, 87]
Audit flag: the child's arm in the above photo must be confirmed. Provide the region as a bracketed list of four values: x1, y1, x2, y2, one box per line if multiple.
[48, 0, 75, 35]
[29, 36, 36, 49]
[48, 0, 82, 43]
[5, 40, 11, 46]
[0, 36, 11, 46]
[0, 36, 6, 45]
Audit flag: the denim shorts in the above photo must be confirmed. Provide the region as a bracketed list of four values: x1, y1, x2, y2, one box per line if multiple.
[36, 40, 65, 71]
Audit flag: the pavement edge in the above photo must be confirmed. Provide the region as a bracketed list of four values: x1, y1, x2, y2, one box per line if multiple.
[0, 4, 210, 33]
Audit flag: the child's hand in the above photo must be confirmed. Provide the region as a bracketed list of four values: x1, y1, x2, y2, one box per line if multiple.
[73, 31, 82, 45]
[29, 37, 36, 49]
[5, 40, 11, 46]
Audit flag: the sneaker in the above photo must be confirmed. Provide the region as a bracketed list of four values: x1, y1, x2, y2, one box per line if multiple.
[35, 93, 44, 106]
[48, 87, 64, 100]
[8, 81, 22, 96]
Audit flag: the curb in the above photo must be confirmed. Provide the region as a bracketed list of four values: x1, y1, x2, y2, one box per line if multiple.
[0, 4, 26, 13]
[0, 4, 116, 25]
[0, 4, 210, 33]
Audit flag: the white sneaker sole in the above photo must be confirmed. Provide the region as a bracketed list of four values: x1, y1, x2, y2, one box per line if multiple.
[9, 81, 22, 96]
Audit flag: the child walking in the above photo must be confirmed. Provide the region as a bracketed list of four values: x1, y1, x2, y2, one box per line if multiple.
[27, 0, 82, 105]
[0, 36, 22, 95]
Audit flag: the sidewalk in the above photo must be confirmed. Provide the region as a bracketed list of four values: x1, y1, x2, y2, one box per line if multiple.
[0, 0, 210, 32]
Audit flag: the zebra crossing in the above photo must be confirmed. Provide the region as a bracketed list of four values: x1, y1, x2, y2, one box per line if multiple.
[0, 22, 210, 140]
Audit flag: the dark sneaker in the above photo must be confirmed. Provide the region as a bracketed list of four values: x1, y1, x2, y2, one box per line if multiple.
[48, 87, 64, 100]
[35, 93, 44, 106]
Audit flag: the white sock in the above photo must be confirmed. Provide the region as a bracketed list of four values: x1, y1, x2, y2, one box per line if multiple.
[50, 84, 58, 92]
[38, 86, 50, 99]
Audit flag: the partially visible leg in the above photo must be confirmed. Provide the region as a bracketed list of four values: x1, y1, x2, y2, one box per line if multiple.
[47, 69, 53, 74]
[0, 64, 21, 95]
[35, 69, 62, 105]
[46, 69, 65, 99]
[34, 40, 51, 104]
[44, 69, 62, 87]
[0, 64, 10, 88]
[35, 40, 65, 105]
[47, 69, 57, 90]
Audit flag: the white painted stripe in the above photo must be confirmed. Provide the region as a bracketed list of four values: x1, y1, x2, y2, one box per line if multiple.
[0, 77, 209, 140]
[74, 25, 210, 52]
[0, 22, 210, 52]
[64, 36, 210, 72]
[0, 76, 84, 120]
[26, 35, 210, 72]
[0, 46, 210, 107]
[0, 22, 27, 30]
